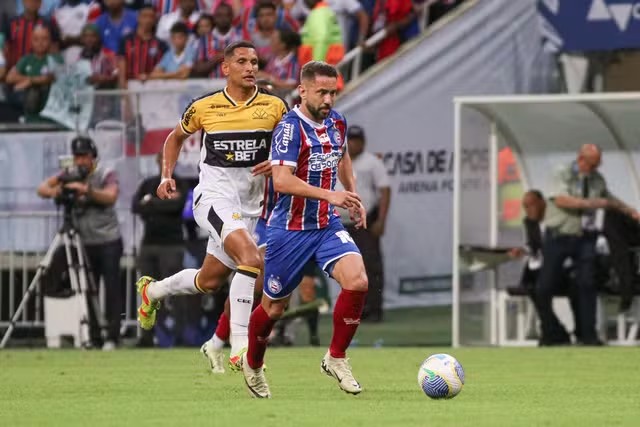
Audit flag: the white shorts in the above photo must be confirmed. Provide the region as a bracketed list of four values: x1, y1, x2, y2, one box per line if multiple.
[192, 193, 259, 270]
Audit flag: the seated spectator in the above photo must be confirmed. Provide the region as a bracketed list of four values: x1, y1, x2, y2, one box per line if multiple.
[3, 0, 61, 69]
[95, 0, 138, 54]
[54, 0, 92, 63]
[192, 3, 240, 77]
[150, 22, 194, 79]
[80, 23, 118, 89]
[243, 1, 278, 63]
[117, 5, 167, 86]
[371, 0, 415, 60]
[257, 29, 299, 96]
[6, 25, 62, 122]
[156, 0, 200, 44]
[299, 0, 344, 67]
[194, 13, 214, 37]
[237, 0, 299, 40]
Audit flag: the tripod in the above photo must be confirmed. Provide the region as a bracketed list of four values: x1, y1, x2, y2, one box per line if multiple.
[0, 203, 107, 349]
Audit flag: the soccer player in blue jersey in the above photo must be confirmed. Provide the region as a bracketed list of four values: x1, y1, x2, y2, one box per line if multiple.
[242, 61, 368, 398]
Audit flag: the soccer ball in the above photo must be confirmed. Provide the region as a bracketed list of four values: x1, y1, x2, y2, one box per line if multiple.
[417, 353, 465, 399]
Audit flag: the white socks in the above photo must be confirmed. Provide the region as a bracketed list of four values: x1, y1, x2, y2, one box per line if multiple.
[146, 269, 200, 301]
[211, 334, 225, 351]
[229, 265, 259, 355]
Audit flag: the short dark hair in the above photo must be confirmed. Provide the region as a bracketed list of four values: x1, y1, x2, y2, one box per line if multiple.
[256, 1, 276, 13]
[278, 29, 301, 51]
[170, 22, 190, 35]
[224, 40, 256, 58]
[526, 189, 544, 201]
[300, 61, 338, 82]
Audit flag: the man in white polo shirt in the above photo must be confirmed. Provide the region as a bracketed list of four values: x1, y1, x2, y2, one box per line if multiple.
[337, 125, 391, 322]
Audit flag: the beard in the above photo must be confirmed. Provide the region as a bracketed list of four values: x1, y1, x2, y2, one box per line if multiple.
[305, 102, 331, 122]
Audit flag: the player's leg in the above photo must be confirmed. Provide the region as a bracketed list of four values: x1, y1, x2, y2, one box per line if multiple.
[315, 221, 368, 394]
[243, 226, 316, 398]
[136, 195, 235, 330]
[136, 251, 232, 330]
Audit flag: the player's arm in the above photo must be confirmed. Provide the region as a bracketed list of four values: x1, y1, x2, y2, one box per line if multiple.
[157, 123, 190, 199]
[272, 165, 360, 209]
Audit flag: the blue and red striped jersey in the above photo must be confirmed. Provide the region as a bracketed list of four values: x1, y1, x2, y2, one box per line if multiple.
[268, 106, 348, 231]
[195, 27, 241, 78]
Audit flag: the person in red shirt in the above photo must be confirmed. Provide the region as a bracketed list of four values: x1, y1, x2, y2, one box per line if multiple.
[371, 0, 414, 60]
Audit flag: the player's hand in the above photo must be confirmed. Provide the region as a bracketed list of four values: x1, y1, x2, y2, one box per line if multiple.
[252, 160, 272, 177]
[157, 178, 177, 199]
[329, 191, 361, 209]
[352, 203, 367, 230]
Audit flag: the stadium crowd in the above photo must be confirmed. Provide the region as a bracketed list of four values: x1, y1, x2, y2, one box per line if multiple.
[0, 0, 466, 123]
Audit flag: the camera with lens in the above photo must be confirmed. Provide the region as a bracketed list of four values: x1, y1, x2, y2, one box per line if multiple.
[55, 136, 98, 208]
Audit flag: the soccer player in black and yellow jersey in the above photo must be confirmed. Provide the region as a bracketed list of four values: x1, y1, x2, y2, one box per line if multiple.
[135, 41, 288, 371]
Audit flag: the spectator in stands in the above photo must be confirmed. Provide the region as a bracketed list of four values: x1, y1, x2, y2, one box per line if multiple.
[81, 23, 118, 89]
[194, 13, 214, 36]
[257, 28, 299, 96]
[55, 0, 92, 63]
[192, 3, 240, 78]
[287, 0, 369, 51]
[3, 0, 61, 69]
[156, 0, 200, 44]
[336, 125, 391, 322]
[508, 190, 581, 344]
[150, 22, 194, 79]
[244, 1, 277, 63]
[371, 0, 415, 60]
[117, 5, 167, 86]
[299, 0, 344, 67]
[132, 151, 188, 347]
[95, 0, 138, 54]
[0, 46, 6, 82]
[6, 26, 62, 122]
[538, 144, 640, 346]
[238, 0, 299, 42]
[16, 0, 60, 19]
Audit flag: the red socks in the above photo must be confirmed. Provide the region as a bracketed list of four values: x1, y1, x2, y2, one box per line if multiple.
[247, 305, 277, 369]
[330, 289, 367, 358]
[214, 312, 230, 341]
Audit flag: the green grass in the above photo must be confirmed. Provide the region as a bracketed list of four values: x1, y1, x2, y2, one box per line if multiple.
[2, 348, 640, 426]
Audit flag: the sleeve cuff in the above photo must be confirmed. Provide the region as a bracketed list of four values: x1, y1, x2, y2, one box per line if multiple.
[272, 160, 297, 168]
[179, 122, 193, 135]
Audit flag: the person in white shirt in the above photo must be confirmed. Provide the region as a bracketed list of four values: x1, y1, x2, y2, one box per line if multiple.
[156, 0, 200, 44]
[336, 125, 391, 322]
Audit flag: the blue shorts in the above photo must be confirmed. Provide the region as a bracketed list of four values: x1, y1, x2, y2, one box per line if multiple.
[263, 217, 360, 299]
[255, 218, 268, 248]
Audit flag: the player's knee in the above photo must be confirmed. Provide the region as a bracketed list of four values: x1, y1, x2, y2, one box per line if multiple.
[343, 268, 368, 293]
[196, 271, 223, 292]
[237, 251, 262, 271]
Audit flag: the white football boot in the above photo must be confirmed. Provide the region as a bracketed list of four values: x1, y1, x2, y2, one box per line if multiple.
[200, 340, 225, 374]
[321, 351, 363, 395]
[242, 352, 271, 398]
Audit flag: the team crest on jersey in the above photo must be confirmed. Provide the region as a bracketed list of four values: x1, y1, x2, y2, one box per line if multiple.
[232, 212, 242, 220]
[252, 108, 268, 120]
[268, 276, 282, 294]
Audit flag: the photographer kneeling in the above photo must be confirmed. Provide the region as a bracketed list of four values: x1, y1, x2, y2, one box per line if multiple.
[37, 136, 123, 351]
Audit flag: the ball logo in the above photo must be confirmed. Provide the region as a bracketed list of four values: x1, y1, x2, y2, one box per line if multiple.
[268, 276, 282, 294]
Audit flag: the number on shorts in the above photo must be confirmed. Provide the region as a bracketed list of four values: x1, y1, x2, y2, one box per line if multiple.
[335, 230, 355, 244]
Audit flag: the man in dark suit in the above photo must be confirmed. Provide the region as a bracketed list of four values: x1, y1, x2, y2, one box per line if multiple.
[509, 190, 580, 345]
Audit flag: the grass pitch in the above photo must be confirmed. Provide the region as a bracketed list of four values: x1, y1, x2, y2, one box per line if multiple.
[2, 347, 640, 426]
